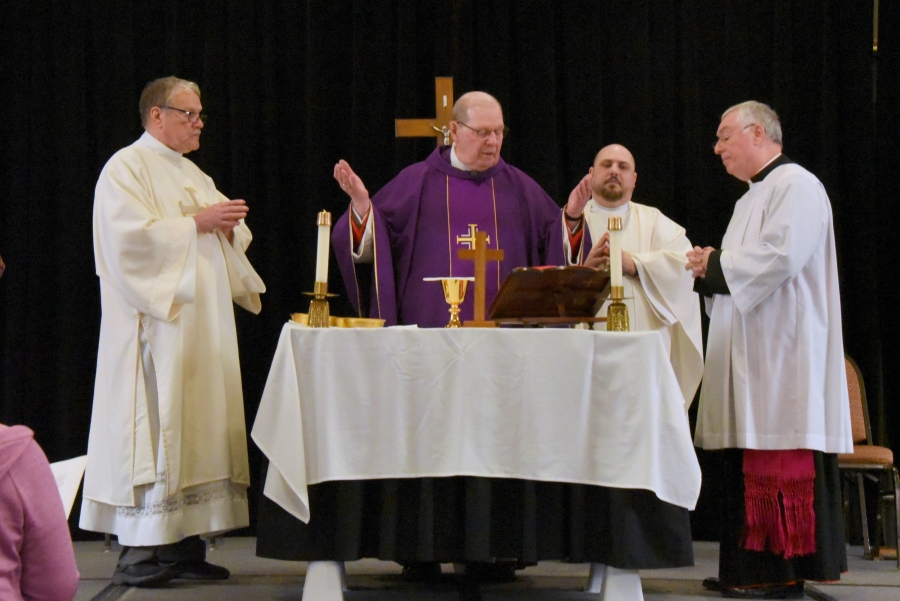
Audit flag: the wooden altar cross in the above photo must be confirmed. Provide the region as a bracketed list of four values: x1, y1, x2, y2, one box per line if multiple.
[395, 77, 454, 146]
[458, 230, 503, 327]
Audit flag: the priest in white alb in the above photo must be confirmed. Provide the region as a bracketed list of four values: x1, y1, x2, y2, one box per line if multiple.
[80, 76, 265, 588]
[687, 101, 852, 598]
[566, 144, 704, 407]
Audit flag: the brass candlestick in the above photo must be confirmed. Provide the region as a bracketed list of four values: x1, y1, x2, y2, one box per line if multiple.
[305, 281, 337, 328]
[304, 211, 338, 328]
[606, 285, 630, 332]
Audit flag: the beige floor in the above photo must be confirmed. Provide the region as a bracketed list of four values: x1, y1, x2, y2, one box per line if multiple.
[74, 539, 900, 601]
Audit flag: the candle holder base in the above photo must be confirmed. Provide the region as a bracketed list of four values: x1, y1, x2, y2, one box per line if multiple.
[606, 301, 630, 332]
[303, 282, 338, 328]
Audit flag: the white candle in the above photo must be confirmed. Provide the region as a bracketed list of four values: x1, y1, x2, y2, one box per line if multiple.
[315, 210, 331, 283]
[609, 216, 622, 288]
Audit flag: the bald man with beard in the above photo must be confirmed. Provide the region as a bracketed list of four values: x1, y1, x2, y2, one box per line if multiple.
[567, 144, 704, 408]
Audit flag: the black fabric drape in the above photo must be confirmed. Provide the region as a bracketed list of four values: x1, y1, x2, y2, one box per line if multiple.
[0, 1, 896, 541]
[255, 465, 694, 569]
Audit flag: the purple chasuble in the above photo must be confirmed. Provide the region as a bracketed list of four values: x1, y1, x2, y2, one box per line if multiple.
[333, 146, 589, 327]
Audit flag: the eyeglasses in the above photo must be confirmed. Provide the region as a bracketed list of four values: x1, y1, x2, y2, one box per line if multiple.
[162, 106, 207, 123]
[714, 124, 755, 149]
[458, 121, 509, 140]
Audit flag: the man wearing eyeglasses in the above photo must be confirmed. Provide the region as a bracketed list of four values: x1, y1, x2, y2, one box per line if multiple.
[81, 76, 265, 587]
[332, 91, 588, 328]
[688, 101, 851, 598]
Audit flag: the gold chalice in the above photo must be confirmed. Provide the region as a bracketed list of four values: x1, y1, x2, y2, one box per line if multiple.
[424, 277, 474, 328]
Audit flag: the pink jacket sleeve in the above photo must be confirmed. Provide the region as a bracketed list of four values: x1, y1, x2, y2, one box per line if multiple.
[0, 435, 79, 601]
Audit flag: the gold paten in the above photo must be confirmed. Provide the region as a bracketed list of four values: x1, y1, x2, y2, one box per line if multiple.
[291, 313, 385, 328]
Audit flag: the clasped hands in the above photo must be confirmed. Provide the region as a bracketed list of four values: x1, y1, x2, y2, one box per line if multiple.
[685, 246, 715, 279]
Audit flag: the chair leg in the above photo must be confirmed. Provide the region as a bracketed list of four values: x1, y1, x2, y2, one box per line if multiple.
[857, 472, 871, 558]
[893, 466, 900, 570]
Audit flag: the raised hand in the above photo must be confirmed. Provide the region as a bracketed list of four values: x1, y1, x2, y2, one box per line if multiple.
[334, 159, 371, 216]
[566, 173, 593, 218]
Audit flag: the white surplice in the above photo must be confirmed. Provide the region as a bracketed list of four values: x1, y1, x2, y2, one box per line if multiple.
[80, 132, 265, 546]
[584, 201, 704, 407]
[693, 163, 852, 452]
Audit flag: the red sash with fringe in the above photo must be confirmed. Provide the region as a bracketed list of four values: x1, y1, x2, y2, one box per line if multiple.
[742, 449, 816, 558]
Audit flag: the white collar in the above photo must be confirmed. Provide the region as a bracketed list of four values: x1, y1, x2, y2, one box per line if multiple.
[137, 131, 183, 163]
[589, 199, 631, 216]
[450, 145, 472, 171]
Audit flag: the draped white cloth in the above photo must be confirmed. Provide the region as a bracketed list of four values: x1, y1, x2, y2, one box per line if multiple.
[252, 324, 702, 524]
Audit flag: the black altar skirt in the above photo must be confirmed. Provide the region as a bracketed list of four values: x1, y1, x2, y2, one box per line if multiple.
[256, 461, 694, 570]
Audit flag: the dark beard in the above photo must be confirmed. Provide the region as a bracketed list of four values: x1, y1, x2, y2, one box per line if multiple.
[599, 185, 624, 201]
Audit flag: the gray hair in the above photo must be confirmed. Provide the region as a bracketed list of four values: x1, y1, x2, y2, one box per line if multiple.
[139, 76, 201, 127]
[722, 101, 782, 145]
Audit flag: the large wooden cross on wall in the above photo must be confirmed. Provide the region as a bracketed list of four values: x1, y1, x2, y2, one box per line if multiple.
[395, 77, 454, 146]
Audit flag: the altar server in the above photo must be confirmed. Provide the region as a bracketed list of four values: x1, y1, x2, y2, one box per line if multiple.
[688, 100, 852, 598]
[81, 76, 265, 587]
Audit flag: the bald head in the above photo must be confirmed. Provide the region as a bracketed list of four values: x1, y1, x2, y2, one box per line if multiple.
[451, 91, 502, 122]
[590, 144, 638, 207]
[449, 91, 506, 172]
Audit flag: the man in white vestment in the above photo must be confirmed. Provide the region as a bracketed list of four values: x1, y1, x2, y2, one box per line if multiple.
[687, 101, 852, 598]
[565, 144, 703, 406]
[80, 76, 265, 587]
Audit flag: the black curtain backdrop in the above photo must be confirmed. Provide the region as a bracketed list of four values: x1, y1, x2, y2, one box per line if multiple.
[1, 0, 896, 541]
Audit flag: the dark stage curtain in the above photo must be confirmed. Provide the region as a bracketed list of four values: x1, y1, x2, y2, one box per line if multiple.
[0, 1, 896, 541]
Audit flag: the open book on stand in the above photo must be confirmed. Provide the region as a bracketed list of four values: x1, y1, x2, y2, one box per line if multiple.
[488, 266, 610, 325]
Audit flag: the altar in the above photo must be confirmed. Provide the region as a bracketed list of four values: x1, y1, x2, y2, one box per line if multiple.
[251, 323, 702, 600]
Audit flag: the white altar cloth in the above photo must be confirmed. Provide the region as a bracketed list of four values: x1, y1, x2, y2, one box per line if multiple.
[252, 323, 701, 523]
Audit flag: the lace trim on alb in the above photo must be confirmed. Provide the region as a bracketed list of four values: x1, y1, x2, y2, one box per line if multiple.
[116, 484, 241, 518]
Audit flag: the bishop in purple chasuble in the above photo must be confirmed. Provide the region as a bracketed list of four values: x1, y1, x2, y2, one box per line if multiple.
[333, 146, 587, 327]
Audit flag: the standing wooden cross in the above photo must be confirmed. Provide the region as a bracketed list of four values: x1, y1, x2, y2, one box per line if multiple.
[458, 230, 504, 327]
[395, 77, 454, 146]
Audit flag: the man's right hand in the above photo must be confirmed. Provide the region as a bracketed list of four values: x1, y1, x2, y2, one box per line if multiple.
[193, 200, 249, 235]
[565, 173, 593, 219]
[334, 160, 371, 216]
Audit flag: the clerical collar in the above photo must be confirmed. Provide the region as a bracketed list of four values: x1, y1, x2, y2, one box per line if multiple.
[450, 145, 472, 171]
[137, 131, 183, 163]
[589, 199, 630, 216]
[749, 153, 793, 184]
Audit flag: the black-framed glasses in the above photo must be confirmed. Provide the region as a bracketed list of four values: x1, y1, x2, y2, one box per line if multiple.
[162, 106, 207, 123]
[458, 121, 508, 139]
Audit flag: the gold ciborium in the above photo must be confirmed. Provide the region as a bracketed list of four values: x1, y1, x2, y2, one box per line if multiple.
[424, 277, 474, 328]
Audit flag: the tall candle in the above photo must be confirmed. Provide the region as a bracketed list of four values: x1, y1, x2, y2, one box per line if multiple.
[608, 216, 623, 288]
[315, 210, 332, 283]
